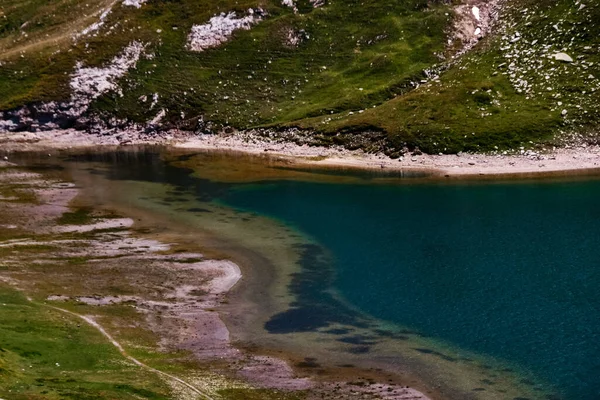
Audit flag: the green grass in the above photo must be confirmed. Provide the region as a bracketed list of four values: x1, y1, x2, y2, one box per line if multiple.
[0, 0, 111, 56]
[300, 0, 600, 153]
[88, 0, 451, 129]
[0, 285, 172, 399]
[0, 0, 450, 125]
[0, 185, 38, 203]
[0, 0, 113, 108]
[0, 0, 598, 153]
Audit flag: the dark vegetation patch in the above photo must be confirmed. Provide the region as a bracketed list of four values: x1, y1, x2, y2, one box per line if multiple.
[346, 346, 370, 354]
[322, 328, 352, 335]
[187, 207, 211, 213]
[0, 186, 38, 204]
[264, 244, 368, 333]
[175, 257, 205, 264]
[413, 347, 457, 362]
[337, 335, 377, 346]
[218, 388, 306, 400]
[57, 207, 94, 225]
[295, 357, 320, 368]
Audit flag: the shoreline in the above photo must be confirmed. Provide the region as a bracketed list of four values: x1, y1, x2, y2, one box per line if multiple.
[1, 145, 553, 400]
[50, 152, 442, 399]
[1, 155, 433, 399]
[3, 129, 600, 179]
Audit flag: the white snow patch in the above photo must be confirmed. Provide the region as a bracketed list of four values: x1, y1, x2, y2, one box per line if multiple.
[149, 109, 166, 124]
[310, 0, 325, 7]
[54, 218, 134, 233]
[472, 6, 480, 21]
[77, 6, 113, 38]
[187, 9, 264, 52]
[70, 41, 145, 113]
[150, 93, 159, 109]
[282, 0, 297, 13]
[122, 0, 146, 8]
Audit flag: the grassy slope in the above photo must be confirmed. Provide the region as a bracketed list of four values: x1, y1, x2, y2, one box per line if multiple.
[0, 292, 298, 400]
[0, 0, 598, 153]
[299, 0, 600, 153]
[0, 0, 449, 124]
[0, 0, 111, 57]
[100, 0, 449, 128]
[0, 285, 172, 399]
[0, 0, 113, 108]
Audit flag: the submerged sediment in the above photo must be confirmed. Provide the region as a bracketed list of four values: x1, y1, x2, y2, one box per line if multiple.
[0, 153, 438, 399]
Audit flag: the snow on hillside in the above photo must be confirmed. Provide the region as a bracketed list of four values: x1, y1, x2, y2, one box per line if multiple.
[76, 6, 113, 38]
[187, 9, 265, 52]
[70, 41, 146, 113]
[122, 0, 146, 8]
[282, 0, 298, 13]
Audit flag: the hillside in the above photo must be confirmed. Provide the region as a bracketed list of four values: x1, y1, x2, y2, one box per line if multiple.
[0, 0, 598, 154]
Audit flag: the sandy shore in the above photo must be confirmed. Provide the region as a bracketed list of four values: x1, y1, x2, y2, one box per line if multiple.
[1, 154, 441, 399]
[3, 128, 600, 178]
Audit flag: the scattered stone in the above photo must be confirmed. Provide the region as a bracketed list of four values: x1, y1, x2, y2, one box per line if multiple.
[552, 52, 574, 63]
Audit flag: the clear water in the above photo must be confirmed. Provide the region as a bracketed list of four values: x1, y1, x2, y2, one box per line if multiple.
[31, 149, 599, 399]
[220, 180, 600, 400]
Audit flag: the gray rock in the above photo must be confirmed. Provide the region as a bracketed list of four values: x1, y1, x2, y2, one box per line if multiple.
[553, 52, 573, 62]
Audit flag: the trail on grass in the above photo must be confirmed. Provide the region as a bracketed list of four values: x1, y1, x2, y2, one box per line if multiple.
[43, 303, 216, 400]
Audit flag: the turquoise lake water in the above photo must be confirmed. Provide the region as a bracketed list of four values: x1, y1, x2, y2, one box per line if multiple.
[48, 150, 600, 400]
[220, 179, 600, 400]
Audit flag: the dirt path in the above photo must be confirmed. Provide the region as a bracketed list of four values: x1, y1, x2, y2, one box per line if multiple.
[0, 0, 115, 61]
[42, 303, 216, 400]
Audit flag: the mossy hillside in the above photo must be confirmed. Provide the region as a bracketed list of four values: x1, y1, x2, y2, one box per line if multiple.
[0, 0, 158, 109]
[299, 0, 600, 154]
[0, 0, 111, 57]
[102, 2, 448, 127]
[1, 0, 598, 153]
[0, 0, 451, 127]
[93, 0, 450, 128]
[0, 285, 172, 399]
[0, 0, 116, 109]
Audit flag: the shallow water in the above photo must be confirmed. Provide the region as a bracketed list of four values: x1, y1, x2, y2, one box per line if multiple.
[16, 148, 599, 400]
[222, 179, 600, 400]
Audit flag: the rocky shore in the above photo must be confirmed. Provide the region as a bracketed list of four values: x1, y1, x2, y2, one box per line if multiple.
[3, 128, 600, 178]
